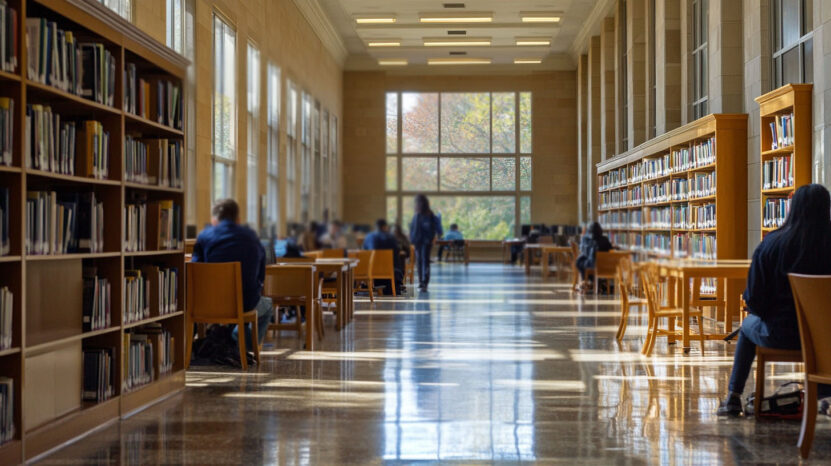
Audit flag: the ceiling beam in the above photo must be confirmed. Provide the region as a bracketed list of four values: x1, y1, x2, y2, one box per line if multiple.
[292, 0, 349, 67]
[568, 0, 616, 61]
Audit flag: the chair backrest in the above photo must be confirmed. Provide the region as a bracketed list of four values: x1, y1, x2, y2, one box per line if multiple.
[186, 262, 243, 321]
[348, 250, 373, 278]
[184, 239, 196, 254]
[275, 257, 315, 263]
[320, 248, 345, 258]
[595, 251, 631, 276]
[639, 264, 659, 320]
[263, 265, 314, 299]
[370, 249, 395, 278]
[788, 274, 831, 378]
[617, 256, 634, 305]
[304, 250, 323, 259]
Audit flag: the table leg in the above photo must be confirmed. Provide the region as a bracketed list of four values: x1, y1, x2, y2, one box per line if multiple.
[305, 294, 315, 351]
[524, 249, 530, 275]
[682, 273, 691, 352]
[724, 278, 742, 335]
[335, 271, 344, 331]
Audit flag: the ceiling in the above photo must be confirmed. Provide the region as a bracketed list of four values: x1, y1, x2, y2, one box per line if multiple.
[318, 0, 598, 72]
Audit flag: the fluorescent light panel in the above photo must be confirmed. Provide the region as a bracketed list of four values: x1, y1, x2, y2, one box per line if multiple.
[420, 14, 493, 23]
[368, 40, 401, 47]
[428, 58, 491, 65]
[521, 12, 561, 23]
[378, 59, 408, 66]
[516, 37, 551, 46]
[355, 16, 396, 24]
[514, 58, 543, 64]
[423, 37, 491, 47]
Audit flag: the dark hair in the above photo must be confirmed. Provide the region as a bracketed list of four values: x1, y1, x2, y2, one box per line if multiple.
[212, 199, 239, 222]
[308, 221, 318, 231]
[375, 218, 388, 230]
[771, 184, 831, 273]
[588, 221, 603, 240]
[414, 194, 433, 216]
[450, 223, 459, 230]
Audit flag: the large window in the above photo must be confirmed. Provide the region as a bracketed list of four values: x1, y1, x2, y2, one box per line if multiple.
[100, 0, 132, 21]
[322, 109, 330, 219]
[691, 0, 709, 119]
[330, 116, 338, 219]
[212, 14, 236, 202]
[166, 0, 183, 53]
[246, 44, 260, 230]
[266, 64, 280, 232]
[771, 0, 813, 87]
[386, 92, 532, 239]
[301, 92, 312, 222]
[286, 81, 298, 222]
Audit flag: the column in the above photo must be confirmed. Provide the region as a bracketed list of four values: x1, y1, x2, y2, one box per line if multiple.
[578, 55, 590, 224]
[656, 0, 682, 134]
[628, 0, 647, 147]
[588, 36, 602, 219]
[601, 17, 617, 160]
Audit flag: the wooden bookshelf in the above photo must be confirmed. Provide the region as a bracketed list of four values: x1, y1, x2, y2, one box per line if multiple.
[755, 84, 812, 238]
[596, 114, 748, 260]
[0, 0, 189, 462]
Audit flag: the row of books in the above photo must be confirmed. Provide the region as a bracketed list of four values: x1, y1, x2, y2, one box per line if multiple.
[599, 168, 627, 191]
[124, 199, 183, 252]
[672, 204, 689, 229]
[643, 154, 670, 180]
[82, 347, 114, 402]
[0, 97, 13, 166]
[124, 268, 149, 325]
[123, 265, 179, 324]
[670, 178, 689, 201]
[124, 63, 184, 130]
[762, 155, 794, 190]
[0, 286, 11, 350]
[644, 206, 671, 229]
[629, 164, 644, 183]
[25, 191, 104, 255]
[609, 232, 628, 247]
[627, 186, 643, 207]
[763, 197, 790, 229]
[0, 187, 9, 255]
[644, 180, 670, 204]
[0, 2, 18, 74]
[599, 190, 623, 210]
[599, 211, 627, 229]
[644, 232, 671, 256]
[0, 377, 13, 444]
[124, 325, 175, 391]
[691, 203, 716, 229]
[691, 171, 716, 198]
[669, 138, 716, 172]
[124, 137, 183, 188]
[26, 17, 116, 106]
[769, 113, 794, 150]
[671, 233, 717, 259]
[26, 106, 110, 178]
[82, 267, 111, 331]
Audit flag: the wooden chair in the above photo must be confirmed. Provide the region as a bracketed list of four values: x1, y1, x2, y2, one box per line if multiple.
[586, 251, 631, 295]
[185, 262, 260, 370]
[263, 265, 324, 348]
[753, 347, 802, 420]
[275, 257, 315, 263]
[787, 274, 831, 458]
[569, 240, 580, 290]
[640, 265, 705, 356]
[304, 250, 323, 259]
[370, 249, 397, 296]
[405, 244, 415, 285]
[615, 257, 647, 342]
[348, 250, 375, 302]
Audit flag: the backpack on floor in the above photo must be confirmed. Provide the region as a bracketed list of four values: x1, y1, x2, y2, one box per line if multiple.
[744, 381, 804, 419]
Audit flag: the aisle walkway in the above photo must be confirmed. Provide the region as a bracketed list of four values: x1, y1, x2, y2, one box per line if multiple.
[39, 264, 828, 464]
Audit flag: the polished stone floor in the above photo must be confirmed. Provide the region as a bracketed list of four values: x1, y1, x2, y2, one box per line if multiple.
[38, 263, 829, 465]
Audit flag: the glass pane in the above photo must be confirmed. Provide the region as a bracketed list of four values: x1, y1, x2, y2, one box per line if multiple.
[782, 0, 800, 48]
[213, 161, 232, 201]
[802, 0, 812, 33]
[401, 157, 438, 191]
[520, 196, 531, 226]
[402, 93, 439, 153]
[402, 195, 415, 230]
[440, 93, 490, 153]
[492, 93, 516, 153]
[386, 93, 398, 154]
[520, 157, 532, 191]
[782, 45, 800, 85]
[386, 156, 398, 191]
[429, 196, 515, 240]
[440, 157, 490, 191]
[803, 38, 813, 83]
[213, 17, 236, 160]
[387, 196, 398, 224]
[492, 157, 516, 191]
[520, 92, 532, 153]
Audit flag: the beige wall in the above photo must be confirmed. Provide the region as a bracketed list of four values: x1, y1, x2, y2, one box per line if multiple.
[342, 71, 579, 227]
[134, 0, 343, 231]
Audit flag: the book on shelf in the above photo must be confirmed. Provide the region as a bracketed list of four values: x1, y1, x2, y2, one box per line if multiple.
[25, 17, 115, 106]
[124, 65, 183, 130]
[25, 191, 103, 254]
[0, 2, 18, 73]
[75, 120, 109, 179]
[0, 186, 8, 255]
[0, 286, 11, 350]
[125, 137, 183, 188]
[24, 105, 76, 175]
[82, 266, 110, 331]
[82, 347, 114, 402]
[124, 325, 174, 390]
[762, 155, 794, 190]
[139, 265, 178, 316]
[0, 376, 13, 443]
[123, 268, 149, 324]
[763, 197, 791, 229]
[769, 113, 794, 150]
[0, 97, 13, 166]
[124, 197, 182, 252]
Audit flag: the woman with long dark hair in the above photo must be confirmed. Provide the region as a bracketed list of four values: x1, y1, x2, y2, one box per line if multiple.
[718, 184, 831, 416]
[575, 221, 613, 292]
[409, 194, 442, 292]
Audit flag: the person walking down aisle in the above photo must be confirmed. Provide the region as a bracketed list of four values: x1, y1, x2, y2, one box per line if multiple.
[409, 194, 442, 292]
[718, 184, 831, 416]
[438, 224, 464, 261]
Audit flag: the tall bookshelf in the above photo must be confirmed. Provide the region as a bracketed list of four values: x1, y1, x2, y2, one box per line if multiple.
[755, 84, 812, 238]
[596, 114, 748, 261]
[0, 0, 188, 463]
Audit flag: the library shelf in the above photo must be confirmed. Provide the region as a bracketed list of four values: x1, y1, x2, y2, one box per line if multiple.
[123, 249, 185, 257]
[24, 252, 121, 261]
[756, 84, 812, 240]
[25, 80, 120, 116]
[0, 347, 20, 358]
[123, 311, 184, 330]
[24, 397, 120, 460]
[0, 439, 22, 466]
[24, 169, 122, 186]
[124, 181, 185, 194]
[0, 256, 21, 263]
[124, 112, 185, 138]
[25, 327, 121, 356]
[120, 370, 185, 416]
[0, 70, 21, 82]
[0, 165, 21, 174]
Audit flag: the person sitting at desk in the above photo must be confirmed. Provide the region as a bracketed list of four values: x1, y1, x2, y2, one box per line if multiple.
[320, 220, 347, 250]
[392, 223, 411, 259]
[297, 221, 320, 252]
[574, 222, 613, 293]
[438, 224, 464, 261]
[363, 219, 404, 293]
[191, 199, 274, 361]
[718, 184, 831, 416]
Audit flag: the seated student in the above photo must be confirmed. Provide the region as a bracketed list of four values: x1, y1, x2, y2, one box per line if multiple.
[363, 219, 404, 293]
[320, 220, 347, 250]
[191, 199, 274, 356]
[438, 223, 464, 261]
[574, 222, 613, 293]
[718, 184, 831, 416]
[392, 223, 411, 259]
[297, 221, 320, 252]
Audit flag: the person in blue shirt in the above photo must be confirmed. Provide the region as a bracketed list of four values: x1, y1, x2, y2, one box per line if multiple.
[191, 199, 274, 354]
[362, 218, 403, 293]
[437, 223, 464, 261]
[409, 194, 442, 292]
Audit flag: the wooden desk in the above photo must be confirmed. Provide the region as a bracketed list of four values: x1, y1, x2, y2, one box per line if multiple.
[435, 239, 469, 265]
[523, 243, 547, 275]
[313, 262, 348, 330]
[316, 258, 359, 328]
[502, 239, 525, 264]
[655, 260, 750, 352]
[540, 246, 573, 279]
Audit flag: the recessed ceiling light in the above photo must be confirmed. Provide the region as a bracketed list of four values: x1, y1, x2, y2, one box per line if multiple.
[516, 38, 551, 46]
[356, 16, 397, 24]
[514, 58, 543, 64]
[420, 14, 493, 23]
[428, 58, 492, 65]
[521, 12, 561, 23]
[378, 59, 408, 66]
[368, 40, 401, 47]
[424, 37, 491, 47]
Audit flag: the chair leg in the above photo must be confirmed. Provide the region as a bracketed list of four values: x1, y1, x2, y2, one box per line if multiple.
[316, 302, 325, 340]
[238, 320, 249, 370]
[368, 279, 375, 302]
[645, 317, 660, 357]
[391, 278, 397, 297]
[185, 317, 193, 370]
[295, 305, 303, 334]
[641, 316, 656, 355]
[251, 318, 260, 366]
[697, 316, 706, 354]
[754, 352, 765, 420]
[799, 380, 818, 458]
[616, 304, 629, 342]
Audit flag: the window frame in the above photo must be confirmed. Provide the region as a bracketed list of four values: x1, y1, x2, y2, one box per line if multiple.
[246, 43, 260, 230]
[266, 63, 281, 232]
[691, 0, 709, 120]
[211, 13, 237, 203]
[770, 0, 814, 88]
